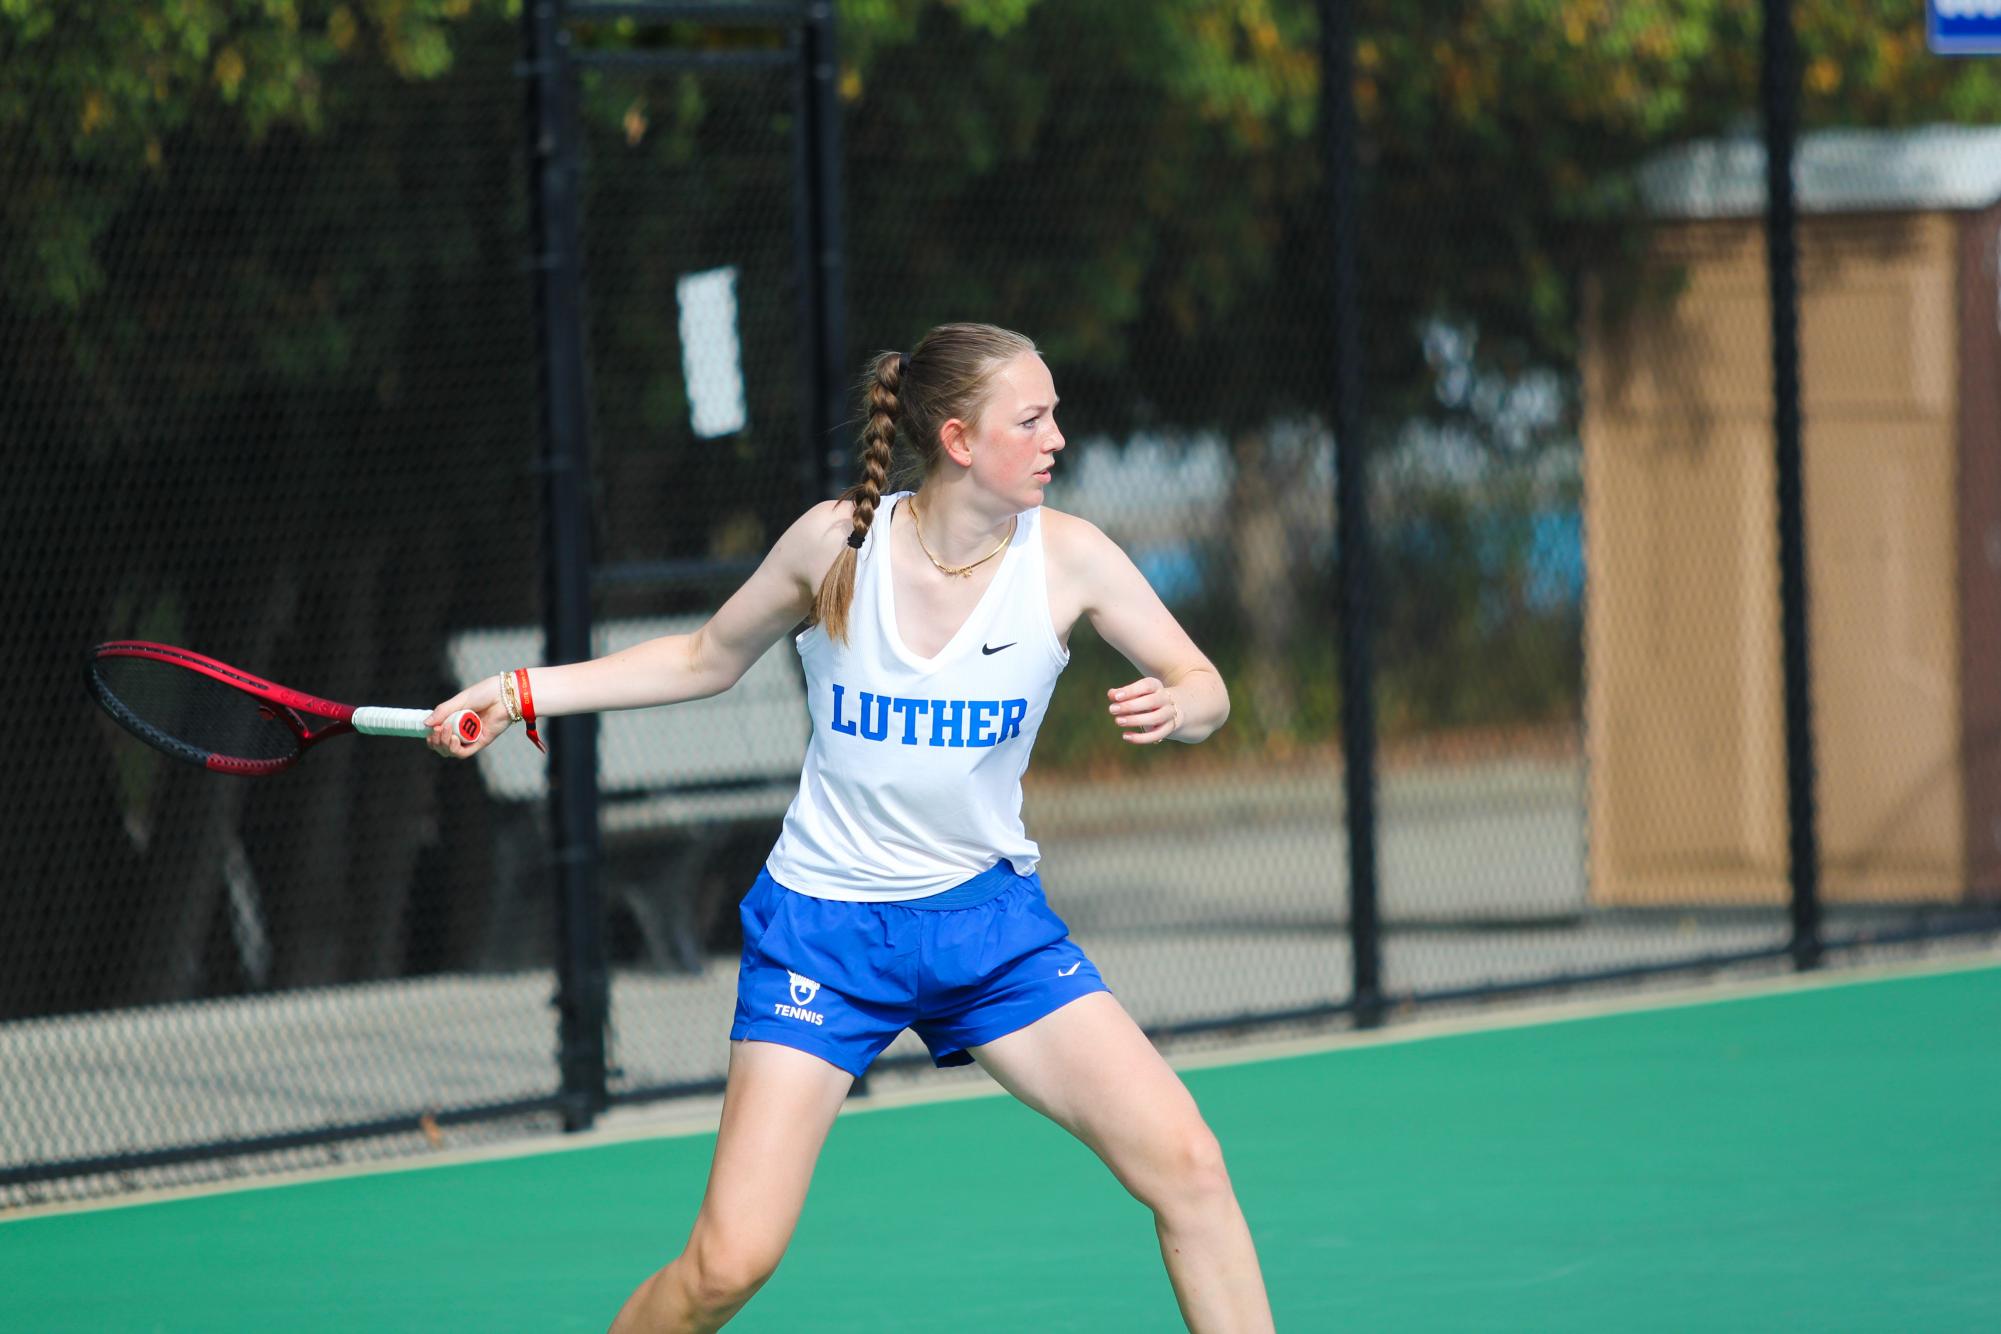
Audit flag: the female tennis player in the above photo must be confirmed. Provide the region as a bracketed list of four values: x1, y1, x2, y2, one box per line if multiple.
[427, 323, 1273, 1333]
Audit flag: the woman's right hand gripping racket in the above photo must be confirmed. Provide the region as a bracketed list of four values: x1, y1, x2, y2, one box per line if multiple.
[86, 640, 489, 776]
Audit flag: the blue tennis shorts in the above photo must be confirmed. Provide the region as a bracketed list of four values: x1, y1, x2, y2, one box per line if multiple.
[729, 860, 1109, 1077]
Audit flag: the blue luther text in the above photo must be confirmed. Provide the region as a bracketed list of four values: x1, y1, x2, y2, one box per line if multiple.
[829, 684, 1027, 748]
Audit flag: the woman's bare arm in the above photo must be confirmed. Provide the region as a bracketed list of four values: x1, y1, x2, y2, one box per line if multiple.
[1045, 510, 1228, 745]
[424, 501, 852, 752]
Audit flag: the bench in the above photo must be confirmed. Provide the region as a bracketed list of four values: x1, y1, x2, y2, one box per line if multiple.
[448, 616, 810, 973]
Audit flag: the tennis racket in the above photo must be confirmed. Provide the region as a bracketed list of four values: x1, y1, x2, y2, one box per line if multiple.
[85, 640, 481, 777]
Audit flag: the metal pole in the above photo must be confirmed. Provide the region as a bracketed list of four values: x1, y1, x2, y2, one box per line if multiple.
[524, 0, 609, 1129]
[797, 0, 848, 500]
[1322, 0, 1383, 1027]
[1761, 0, 1822, 972]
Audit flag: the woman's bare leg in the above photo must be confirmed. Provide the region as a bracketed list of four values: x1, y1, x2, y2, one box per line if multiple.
[972, 993, 1274, 1333]
[608, 1040, 853, 1334]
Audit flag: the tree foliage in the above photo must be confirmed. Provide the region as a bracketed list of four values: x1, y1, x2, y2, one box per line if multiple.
[8, 1, 1995, 425]
[0, 0, 512, 315]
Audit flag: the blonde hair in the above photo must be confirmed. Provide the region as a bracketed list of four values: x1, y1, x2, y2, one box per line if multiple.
[811, 323, 1037, 643]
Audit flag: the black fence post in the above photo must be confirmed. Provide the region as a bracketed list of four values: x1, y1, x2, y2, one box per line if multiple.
[1761, 0, 1822, 973]
[797, 1, 849, 501]
[1322, 0, 1383, 1027]
[524, 0, 609, 1130]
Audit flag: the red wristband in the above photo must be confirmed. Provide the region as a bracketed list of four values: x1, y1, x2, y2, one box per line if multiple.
[515, 668, 545, 753]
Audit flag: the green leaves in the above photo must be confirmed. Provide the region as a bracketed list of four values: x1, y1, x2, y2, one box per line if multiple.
[0, 1, 518, 315]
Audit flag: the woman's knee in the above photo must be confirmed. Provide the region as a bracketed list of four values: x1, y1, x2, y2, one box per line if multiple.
[682, 1224, 786, 1316]
[1131, 1122, 1235, 1216]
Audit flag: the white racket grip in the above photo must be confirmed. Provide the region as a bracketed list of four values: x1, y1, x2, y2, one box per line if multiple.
[353, 707, 482, 744]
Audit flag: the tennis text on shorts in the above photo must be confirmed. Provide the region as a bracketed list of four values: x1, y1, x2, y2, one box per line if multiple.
[828, 684, 1029, 748]
[776, 971, 825, 1025]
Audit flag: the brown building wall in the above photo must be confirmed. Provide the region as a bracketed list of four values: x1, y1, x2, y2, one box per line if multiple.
[1584, 210, 1968, 905]
[1957, 201, 2001, 900]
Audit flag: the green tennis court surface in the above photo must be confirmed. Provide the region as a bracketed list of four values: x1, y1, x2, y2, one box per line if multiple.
[5, 962, 1996, 1332]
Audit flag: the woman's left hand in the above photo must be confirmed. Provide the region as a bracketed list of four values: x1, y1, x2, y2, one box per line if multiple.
[1108, 677, 1182, 745]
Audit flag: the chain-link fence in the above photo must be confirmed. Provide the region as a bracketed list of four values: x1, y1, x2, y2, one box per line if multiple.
[1366, 9, 1783, 1002]
[6, 0, 1999, 1207]
[572, 20, 827, 1101]
[1, 6, 562, 1203]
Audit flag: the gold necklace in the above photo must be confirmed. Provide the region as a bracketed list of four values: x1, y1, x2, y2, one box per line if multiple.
[908, 497, 1013, 578]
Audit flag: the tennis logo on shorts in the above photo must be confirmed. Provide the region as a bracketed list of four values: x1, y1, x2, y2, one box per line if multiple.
[776, 971, 825, 1025]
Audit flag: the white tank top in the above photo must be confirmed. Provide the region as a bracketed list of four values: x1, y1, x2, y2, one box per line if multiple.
[765, 492, 1070, 901]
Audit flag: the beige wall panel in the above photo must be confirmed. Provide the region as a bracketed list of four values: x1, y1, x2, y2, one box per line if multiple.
[1805, 419, 1963, 897]
[1798, 213, 1956, 417]
[1585, 417, 1787, 905]
[1591, 225, 1772, 421]
[1584, 210, 1966, 907]
[1955, 202, 2001, 895]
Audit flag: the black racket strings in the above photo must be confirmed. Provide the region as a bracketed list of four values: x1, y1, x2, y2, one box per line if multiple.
[90, 653, 302, 765]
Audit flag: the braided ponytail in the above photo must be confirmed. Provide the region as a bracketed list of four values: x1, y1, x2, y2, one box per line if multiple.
[812, 350, 902, 643]
[810, 325, 1037, 644]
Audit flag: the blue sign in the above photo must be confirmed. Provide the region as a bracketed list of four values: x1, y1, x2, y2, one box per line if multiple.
[1929, 1, 2001, 55]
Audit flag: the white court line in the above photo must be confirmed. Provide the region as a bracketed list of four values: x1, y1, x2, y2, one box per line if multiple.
[7, 945, 1997, 1225]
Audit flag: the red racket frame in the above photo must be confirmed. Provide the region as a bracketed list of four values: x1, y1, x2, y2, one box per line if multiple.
[88, 640, 477, 776]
